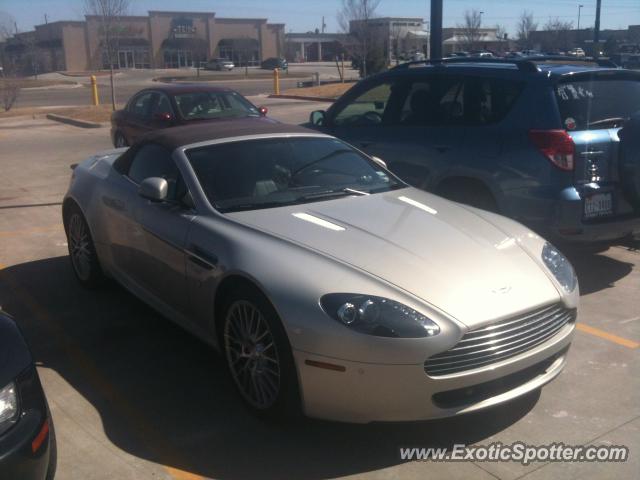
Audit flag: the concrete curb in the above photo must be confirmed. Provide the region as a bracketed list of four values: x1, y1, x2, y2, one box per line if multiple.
[268, 94, 336, 102]
[46, 113, 103, 129]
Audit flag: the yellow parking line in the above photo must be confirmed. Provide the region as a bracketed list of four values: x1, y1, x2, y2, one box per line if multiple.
[576, 323, 640, 349]
[0, 263, 205, 480]
[164, 466, 206, 480]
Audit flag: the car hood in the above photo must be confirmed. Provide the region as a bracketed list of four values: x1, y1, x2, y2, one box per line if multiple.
[226, 188, 561, 328]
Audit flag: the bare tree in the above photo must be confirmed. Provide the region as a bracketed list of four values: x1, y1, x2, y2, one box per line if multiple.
[459, 9, 482, 51]
[516, 10, 538, 49]
[84, 0, 130, 110]
[389, 22, 403, 65]
[544, 18, 574, 52]
[0, 11, 15, 42]
[337, 0, 382, 77]
[1, 77, 20, 111]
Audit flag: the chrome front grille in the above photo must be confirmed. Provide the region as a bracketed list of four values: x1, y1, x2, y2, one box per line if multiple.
[424, 304, 576, 376]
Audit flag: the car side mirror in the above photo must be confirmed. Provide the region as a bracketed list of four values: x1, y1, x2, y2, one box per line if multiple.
[139, 177, 168, 202]
[310, 110, 326, 126]
[259, 106, 268, 116]
[152, 112, 173, 123]
[371, 156, 387, 169]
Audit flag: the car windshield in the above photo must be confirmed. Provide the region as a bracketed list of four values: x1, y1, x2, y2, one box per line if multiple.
[186, 137, 405, 212]
[555, 77, 640, 130]
[174, 91, 259, 121]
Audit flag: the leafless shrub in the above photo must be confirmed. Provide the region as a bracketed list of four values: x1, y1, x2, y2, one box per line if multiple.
[1, 76, 21, 111]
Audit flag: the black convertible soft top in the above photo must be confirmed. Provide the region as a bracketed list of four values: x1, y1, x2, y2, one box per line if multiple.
[139, 117, 317, 152]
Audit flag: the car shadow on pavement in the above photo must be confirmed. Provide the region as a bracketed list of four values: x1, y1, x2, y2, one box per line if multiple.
[0, 255, 601, 479]
[562, 241, 637, 296]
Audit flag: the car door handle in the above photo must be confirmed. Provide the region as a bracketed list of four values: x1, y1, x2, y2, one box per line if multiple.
[435, 145, 450, 154]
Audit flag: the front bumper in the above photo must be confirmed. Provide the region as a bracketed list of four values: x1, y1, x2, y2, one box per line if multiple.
[294, 322, 574, 423]
[0, 368, 52, 480]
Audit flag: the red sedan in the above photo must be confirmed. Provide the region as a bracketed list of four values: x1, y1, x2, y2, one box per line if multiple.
[110, 84, 269, 147]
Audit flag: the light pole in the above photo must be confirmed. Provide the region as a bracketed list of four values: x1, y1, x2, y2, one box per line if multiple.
[430, 0, 443, 60]
[577, 4, 583, 31]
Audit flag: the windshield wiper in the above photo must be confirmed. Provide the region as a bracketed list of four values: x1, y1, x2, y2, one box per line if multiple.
[587, 117, 628, 128]
[297, 188, 369, 201]
[218, 200, 294, 212]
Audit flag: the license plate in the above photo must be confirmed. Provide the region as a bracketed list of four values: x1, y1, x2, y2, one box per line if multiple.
[584, 193, 613, 219]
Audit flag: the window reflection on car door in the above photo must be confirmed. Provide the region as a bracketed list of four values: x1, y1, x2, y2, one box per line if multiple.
[119, 143, 194, 317]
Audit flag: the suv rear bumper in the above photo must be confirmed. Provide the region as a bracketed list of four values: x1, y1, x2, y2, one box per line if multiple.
[551, 186, 640, 243]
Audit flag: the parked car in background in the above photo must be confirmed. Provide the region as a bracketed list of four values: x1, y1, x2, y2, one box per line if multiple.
[0, 309, 56, 480]
[110, 85, 269, 147]
[470, 51, 494, 58]
[63, 120, 577, 423]
[568, 48, 586, 58]
[260, 57, 288, 70]
[309, 56, 640, 245]
[205, 58, 234, 71]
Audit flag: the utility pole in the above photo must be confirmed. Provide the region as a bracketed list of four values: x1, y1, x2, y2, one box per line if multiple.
[430, 0, 443, 60]
[321, 16, 326, 34]
[594, 0, 602, 57]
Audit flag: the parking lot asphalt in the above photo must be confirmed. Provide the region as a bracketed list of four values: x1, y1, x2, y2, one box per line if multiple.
[0, 104, 638, 480]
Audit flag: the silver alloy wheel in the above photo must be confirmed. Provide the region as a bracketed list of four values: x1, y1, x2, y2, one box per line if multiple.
[68, 213, 92, 281]
[224, 300, 281, 409]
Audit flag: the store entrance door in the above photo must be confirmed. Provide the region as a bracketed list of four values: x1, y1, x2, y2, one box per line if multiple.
[118, 50, 135, 69]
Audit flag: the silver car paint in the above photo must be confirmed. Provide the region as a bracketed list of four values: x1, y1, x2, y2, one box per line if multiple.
[64, 134, 577, 423]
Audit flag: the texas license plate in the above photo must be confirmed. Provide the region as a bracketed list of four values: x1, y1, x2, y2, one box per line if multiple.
[584, 193, 613, 219]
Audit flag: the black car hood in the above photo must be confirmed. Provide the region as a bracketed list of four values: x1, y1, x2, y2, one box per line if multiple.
[0, 311, 32, 387]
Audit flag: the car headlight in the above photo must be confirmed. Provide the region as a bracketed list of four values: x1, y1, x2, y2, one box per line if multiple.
[542, 242, 577, 293]
[0, 381, 19, 436]
[320, 294, 440, 338]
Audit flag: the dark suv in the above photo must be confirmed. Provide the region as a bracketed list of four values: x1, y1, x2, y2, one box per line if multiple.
[309, 57, 640, 244]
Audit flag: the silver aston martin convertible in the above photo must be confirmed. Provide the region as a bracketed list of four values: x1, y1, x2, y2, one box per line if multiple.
[63, 118, 578, 423]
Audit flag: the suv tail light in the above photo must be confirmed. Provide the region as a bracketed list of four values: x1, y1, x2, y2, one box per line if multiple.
[529, 130, 575, 171]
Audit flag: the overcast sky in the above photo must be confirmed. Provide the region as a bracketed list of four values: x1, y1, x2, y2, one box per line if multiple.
[2, 0, 639, 35]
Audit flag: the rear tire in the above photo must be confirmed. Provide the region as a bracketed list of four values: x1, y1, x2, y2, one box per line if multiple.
[64, 204, 105, 288]
[114, 131, 127, 148]
[45, 416, 57, 480]
[221, 287, 301, 420]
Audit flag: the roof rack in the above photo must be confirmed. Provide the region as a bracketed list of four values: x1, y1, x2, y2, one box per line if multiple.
[520, 55, 618, 68]
[392, 57, 539, 73]
[392, 55, 618, 73]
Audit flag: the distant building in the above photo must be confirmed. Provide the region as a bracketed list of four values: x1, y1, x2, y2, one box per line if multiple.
[529, 25, 640, 54]
[442, 28, 508, 55]
[285, 32, 350, 62]
[349, 17, 429, 61]
[1, 10, 285, 74]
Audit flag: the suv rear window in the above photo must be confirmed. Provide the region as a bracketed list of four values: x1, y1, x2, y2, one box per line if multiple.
[555, 77, 640, 131]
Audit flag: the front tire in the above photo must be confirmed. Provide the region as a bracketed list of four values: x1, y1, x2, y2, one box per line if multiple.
[222, 288, 300, 419]
[64, 204, 105, 288]
[113, 131, 127, 148]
